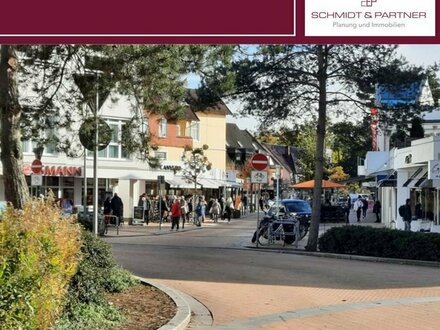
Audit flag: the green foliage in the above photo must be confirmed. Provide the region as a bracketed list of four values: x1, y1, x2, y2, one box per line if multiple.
[409, 117, 425, 139]
[0, 197, 82, 329]
[53, 301, 124, 330]
[59, 230, 139, 327]
[329, 118, 372, 177]
[257, 122, 331, 181]
[318, 226, 440, 261]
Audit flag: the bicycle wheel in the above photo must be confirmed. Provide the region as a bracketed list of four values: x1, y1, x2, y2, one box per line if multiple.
[299, 224, 309, 239]
[257, 226, 270, 246]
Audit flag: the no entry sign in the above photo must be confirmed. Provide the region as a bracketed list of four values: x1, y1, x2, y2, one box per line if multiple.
[31, 159, 43, 174]
[250, 153, 268, 171]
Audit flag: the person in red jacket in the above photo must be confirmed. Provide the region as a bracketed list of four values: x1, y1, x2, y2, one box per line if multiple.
[170, 197, 181, 231]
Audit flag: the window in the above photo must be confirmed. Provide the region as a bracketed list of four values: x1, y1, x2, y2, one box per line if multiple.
[177, 120, 186, 137]
[186, 121, 200, 141]
[159, 118, 167, 137]
[155, 151, 167, 160]
[22, 131, 57, 156]
[87, 119, 128, 160]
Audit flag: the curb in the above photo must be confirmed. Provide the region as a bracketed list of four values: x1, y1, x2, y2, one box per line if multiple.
[136, 277, 191, 330]
[137, 277, 214, 329]
[245, 245, 440, 268]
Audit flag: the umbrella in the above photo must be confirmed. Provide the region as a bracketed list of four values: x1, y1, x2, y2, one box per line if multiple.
[290, 179, 345, 189]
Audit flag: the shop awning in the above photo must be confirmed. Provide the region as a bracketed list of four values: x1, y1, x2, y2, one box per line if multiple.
[413, 171, 428, 187]
[403, 167, 424, 187]
[165, 177, 201, 189]
[198, 178, 222, 189]
[378, 171, 397, 187]
[166, 177, 237, 189]
[223, 180, 242, 188]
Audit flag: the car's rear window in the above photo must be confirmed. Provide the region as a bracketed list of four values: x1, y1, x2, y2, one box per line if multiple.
[284, 201, 311, 213]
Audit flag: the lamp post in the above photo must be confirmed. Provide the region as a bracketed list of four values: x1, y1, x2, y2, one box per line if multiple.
[181, 146, 211, 225]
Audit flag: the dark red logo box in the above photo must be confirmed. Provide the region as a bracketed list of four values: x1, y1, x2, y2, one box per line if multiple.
[0, 0, 438, 43]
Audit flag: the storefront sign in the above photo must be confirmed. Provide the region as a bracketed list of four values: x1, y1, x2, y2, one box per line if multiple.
[428, 160, 440, 179]
[23, 164, 82, 177]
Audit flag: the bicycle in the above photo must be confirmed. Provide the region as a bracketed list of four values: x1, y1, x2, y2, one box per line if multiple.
[254, 215, 309, 247]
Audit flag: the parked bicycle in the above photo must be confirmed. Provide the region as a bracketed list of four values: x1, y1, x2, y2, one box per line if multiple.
[251, 198, 311, 246]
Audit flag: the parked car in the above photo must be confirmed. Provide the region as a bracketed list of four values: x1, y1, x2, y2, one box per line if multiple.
[263, 199, 312, 243]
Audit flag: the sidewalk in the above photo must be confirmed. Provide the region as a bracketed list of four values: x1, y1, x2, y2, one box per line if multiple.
[108, 209, 440, 330]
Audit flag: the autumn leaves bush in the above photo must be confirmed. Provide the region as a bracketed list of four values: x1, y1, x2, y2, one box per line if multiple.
[0, 196, 139, 329]
[0, 196, 82, 329]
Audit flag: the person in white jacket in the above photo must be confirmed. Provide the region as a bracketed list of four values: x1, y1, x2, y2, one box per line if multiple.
[353, 196, 364, 222]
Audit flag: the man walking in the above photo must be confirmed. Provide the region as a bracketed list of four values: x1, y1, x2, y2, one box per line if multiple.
[110, 193, 124, 225]
[400, 198, 412, 231]
[353, 196, 364, 222]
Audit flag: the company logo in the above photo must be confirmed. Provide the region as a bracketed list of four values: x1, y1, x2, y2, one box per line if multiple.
[361, 0, 377, 7]
[305, 0, 434, 37]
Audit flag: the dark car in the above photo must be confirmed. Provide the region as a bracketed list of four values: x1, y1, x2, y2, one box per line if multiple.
[263, 199, 312, 243]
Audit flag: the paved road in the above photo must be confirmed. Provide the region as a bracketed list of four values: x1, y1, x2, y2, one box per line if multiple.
[105, 210, 440, 329]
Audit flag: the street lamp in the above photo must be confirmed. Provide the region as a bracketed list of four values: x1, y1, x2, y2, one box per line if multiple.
[181, 145, 211, 224]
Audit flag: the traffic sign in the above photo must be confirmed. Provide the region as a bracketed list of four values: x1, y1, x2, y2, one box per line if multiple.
[250, 153, 268, 171]
[31, 159, 43, 174]
[251, 171, 268, 184]
[31, 174, 43, 186]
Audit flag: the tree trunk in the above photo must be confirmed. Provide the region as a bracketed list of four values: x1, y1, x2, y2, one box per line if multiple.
[0, 45, 30, 208]
[305, 45, 327, 251]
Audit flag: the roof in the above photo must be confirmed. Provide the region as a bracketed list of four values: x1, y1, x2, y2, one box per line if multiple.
[186, 89, 232, 116]
[260, 142, 299, 174]
[182, 108, 199, 122]
[226, 123, 260, 150]
[375, 80, 434, 108]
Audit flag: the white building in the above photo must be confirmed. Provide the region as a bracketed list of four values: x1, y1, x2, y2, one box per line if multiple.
[360, 135, 440, 232]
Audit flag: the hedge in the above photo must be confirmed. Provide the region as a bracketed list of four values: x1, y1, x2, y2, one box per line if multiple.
[318, 225, 440, 262]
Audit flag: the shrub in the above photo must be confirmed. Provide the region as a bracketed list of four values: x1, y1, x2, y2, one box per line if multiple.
[53, 301, 124, 330]
[0, 197, 82, 329]
[57, 230, 139, 329]
[318, 226, 440, 262]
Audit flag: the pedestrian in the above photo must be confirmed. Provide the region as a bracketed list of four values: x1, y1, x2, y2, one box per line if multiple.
[344, 202, 350, 224]
[170, 197, 181, 231]
[399, 198, 412, 231]
[110, 193, 124, 225]
[60, 193, 74, 216]
[225, 196, 234, 223]
[353, 196, 363, 222]
[242, 194, 248, 214]
[219, 197, 225, 219]
[180, 196, 187, 228]
[195, 198, 203, 226]
[104, 196, 112, 215]
[200, 197, 207, 223]
[159, 196, 169, 223]
[139, 194, 151, 225]
[373, 200, 381, 223]
[210, 198, 220, 222]
[361, 197, 369, 218]
[186, 196, 193, 223]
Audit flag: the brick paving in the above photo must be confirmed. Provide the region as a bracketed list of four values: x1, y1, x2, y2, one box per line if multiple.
[107, 208, 440, 329]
